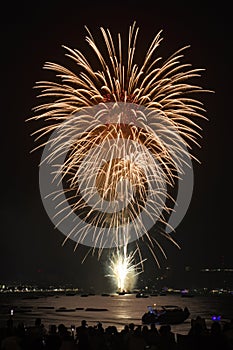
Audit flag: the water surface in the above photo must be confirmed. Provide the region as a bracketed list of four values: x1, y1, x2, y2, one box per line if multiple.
[0, 293, 232, 335]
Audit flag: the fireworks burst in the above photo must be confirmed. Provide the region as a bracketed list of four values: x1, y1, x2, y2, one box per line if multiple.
[30, 22, 209, 286]
[107, 246, 145, 293]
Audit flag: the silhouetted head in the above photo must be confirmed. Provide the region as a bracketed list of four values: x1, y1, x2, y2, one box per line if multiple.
[129, 323, 135, 331]
[81, 320, 87, 327]
[150, 323, 158, 334]
[49, 324, 57, 334]
[142, 325, 149, 333]
[97, 322, 103, 329]
[58, 323, 67, 335]
[211, 321, 221, 335]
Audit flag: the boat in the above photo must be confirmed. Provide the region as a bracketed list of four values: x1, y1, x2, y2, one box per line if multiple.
[65, 292, 76, 296]
[85, 307, 108, 312]
[142, 305, 190, 325]
[56, 307, 76, 312]
[159, 292, 167, 296]
[136, 292, 149, 298]
[181, 292, 194, 298]
[181, 290, 195, 298]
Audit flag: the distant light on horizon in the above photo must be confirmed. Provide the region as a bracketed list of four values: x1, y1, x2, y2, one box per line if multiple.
[201, 268, 233, 272]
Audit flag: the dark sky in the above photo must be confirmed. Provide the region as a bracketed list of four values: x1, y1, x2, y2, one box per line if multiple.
[1, 1, 232, 289]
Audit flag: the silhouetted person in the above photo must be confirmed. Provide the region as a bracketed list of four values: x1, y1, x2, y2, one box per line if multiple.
[96, 322, 104, 335]
[1, 326, 22, 350]
[58, 324, 67, 338]
[134, 325, 142, 336]
[75, 320, 90, 350]
[92, 322, 106, 350]
[188, 316, 207, 337]
[128, 323, 146, 350]
[223, 319, 233, 350]
[157, 324, 176, 350]
[120, 325, 130, 350]
[25, 317, 47, 350]
[187, 318, 208, 350]
[207, 321, 227, 350]
[45, 324, 62, 350]
[148, 323, 159, 348]
[142, 325, 150, 345]
[56, 324, 76, 350]
[128, 323, 135, 334]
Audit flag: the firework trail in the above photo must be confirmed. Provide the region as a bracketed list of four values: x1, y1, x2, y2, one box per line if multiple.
[30, 22, 209, 287]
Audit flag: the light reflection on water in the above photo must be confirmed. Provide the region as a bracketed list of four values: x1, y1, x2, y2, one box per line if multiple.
[0, 294, 232, 335]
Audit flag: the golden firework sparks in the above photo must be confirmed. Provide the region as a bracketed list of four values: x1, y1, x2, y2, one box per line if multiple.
[29, 22, 210, 286]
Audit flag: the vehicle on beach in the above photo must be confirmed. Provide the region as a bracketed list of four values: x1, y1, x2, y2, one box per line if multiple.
[142, 305, 190, 325]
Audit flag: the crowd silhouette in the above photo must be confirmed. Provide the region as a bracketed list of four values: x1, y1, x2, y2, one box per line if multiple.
[0, 315, 233, 349]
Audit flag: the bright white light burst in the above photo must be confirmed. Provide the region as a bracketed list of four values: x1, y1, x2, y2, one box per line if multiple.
[107, 246, 145, 292]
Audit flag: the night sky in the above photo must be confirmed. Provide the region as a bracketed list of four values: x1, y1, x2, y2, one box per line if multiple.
[1, 1, 232, 289]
